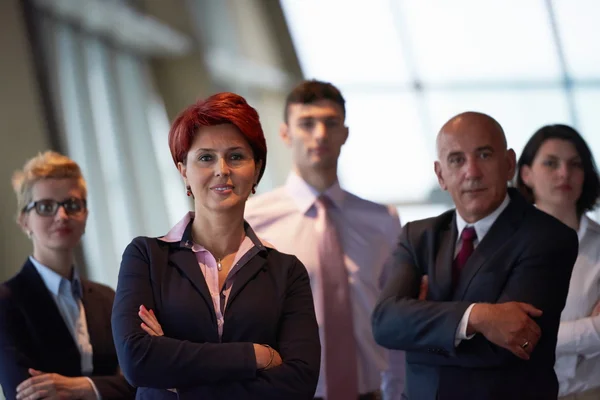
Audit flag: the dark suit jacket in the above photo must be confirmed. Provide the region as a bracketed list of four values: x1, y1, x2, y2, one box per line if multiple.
[372, 189, 578, 400]
[111, 222, 321, 400]
[0, 259, 136, 400]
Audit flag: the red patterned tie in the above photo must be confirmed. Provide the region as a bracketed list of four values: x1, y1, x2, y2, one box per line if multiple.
[453, 226, 477, 288]
[315, 196, 359, 400]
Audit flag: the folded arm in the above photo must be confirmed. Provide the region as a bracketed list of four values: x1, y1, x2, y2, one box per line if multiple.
[1, 286, 134, 400]
[112, 240, 258, 389]
[371, 224, 471, 354]
[113, 240, 320, 398]
[415, 230, 578, 368]
[372, 223, 578, 369]
[175, 258, 321, 399]
[556, 314, 600, 359]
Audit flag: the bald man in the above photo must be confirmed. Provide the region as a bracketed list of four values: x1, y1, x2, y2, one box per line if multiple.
[372, 112, 578, 400]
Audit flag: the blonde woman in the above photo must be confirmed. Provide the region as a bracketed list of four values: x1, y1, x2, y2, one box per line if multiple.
[0, 151, 135, 400]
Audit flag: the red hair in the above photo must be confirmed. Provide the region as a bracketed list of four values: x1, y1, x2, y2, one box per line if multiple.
[168, 92, 267, 183]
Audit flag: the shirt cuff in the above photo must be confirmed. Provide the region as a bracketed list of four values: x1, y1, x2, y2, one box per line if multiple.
[85, 377, 101, 400]
[556, 320, 578, 355]
[454, 303, 476, 347]
[557, 316, 600, 358]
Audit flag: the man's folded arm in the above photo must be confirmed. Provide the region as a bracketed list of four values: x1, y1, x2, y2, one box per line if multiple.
[373, 224, 577, 369]
[372, 224, 472, 354]
[405, 230, 578, 368]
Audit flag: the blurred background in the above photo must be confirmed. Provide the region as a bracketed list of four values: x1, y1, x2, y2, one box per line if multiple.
[1, 0, 599, 290]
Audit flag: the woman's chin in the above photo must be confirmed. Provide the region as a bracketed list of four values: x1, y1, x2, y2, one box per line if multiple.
[205, 198, 245, 213]
[46, 240, 80, 252]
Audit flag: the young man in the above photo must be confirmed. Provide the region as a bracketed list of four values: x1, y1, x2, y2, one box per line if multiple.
[245, 80, 404, 400]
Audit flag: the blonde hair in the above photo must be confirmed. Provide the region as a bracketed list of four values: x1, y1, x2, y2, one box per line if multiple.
[12, 151, 87, 217]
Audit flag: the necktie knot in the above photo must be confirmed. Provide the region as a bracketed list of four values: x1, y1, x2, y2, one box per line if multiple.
[461, 226, 477, 242]
[315, 195, 333, 211]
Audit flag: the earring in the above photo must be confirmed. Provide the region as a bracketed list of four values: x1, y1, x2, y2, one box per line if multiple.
[26, 231, 32, 239]
[251, 184, 256, 195]
[186, 186, 192, 197]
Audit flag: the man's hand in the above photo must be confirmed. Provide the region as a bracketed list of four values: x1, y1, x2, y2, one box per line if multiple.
[418, 275, 428, 301]
[468, 302, 543, 360]
[591, 300, 600, 317]
[16, 369, 96, 400]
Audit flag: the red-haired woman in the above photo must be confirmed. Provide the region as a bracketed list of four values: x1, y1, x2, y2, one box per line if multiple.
[111, 93, 320, 399]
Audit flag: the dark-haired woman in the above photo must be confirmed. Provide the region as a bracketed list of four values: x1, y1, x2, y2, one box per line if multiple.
[517, 124, 600, 399]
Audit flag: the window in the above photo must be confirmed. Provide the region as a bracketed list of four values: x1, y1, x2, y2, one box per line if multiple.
[35, 3, 189, 286]
[281, 0, 599, 222]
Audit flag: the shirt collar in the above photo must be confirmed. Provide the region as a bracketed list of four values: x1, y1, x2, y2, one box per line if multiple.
[455, 193, 511, 243]
[577, 214, 590, 242]
[29, 256, 82, 298]
[284, 171, 345, 214]
[160, 212, 193, 243]
[159, 212, 272, 251]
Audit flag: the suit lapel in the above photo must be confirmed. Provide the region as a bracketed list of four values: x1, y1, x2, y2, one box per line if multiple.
[169, 249, 216, 321]
[227, 250, 267, 309]
[167, 220, 218, 321]
[169, 219, 268, 319]
[81, 282, 106, 370]
[453, 190, 526, 300]
[431, 213, 457, 301]
[19, 261, 80, 372]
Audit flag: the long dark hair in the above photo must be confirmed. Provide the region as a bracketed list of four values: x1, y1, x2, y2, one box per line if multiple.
[516, 124, 600, 216]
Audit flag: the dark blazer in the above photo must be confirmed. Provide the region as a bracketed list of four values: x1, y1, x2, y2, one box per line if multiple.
[372, 189, 578, 400]
[0, 259, 136, 400]
[111, 222, 321, 400]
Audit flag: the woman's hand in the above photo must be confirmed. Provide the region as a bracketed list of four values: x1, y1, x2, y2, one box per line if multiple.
[253, 344, 283, 370]
[16, 369, 96, 400]
[139, 305, 164, 336]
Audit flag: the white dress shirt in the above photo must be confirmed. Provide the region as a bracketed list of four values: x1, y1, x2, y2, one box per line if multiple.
[245, 173, 404, 399]
[30, 256, 99, 398]
[555, 215, 600, 396]
[454, 194, 511, 343]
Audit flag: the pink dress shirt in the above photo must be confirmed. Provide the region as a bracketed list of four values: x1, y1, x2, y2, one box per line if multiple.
[245, 173, 405, 399]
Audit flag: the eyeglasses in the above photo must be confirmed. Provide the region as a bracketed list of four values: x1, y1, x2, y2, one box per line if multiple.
[23, 198, 87, 217]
